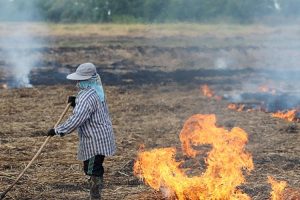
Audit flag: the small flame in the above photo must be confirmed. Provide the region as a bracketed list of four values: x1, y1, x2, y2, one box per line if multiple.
[271, 110, 297, 122]
[258, 85, 276, 95]
[227, 103, 245, 112]
[201, 84, 222, 100]
[268, 176, 286, 200]
[259, 85, 268, 93]
[201, 84, 214, 98]
[134, 114, 254, 200]
[228, 103, 237, 110]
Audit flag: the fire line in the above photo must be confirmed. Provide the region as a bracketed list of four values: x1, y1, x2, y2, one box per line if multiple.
[133, 114, 297, 200]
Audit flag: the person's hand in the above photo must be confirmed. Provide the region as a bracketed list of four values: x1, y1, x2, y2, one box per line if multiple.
[47, 128, 56, 137]
[68, 96, 76, 108]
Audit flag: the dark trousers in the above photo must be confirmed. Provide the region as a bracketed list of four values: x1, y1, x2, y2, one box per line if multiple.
[83, 155, 105, 178]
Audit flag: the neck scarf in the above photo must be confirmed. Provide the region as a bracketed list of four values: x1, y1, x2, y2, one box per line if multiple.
[77, 74, 105, 102]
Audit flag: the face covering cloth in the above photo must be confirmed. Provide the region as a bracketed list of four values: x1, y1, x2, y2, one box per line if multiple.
[77, 74, 105, 102]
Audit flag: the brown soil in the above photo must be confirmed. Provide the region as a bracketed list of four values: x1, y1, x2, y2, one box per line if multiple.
[0, 25, 299, 200]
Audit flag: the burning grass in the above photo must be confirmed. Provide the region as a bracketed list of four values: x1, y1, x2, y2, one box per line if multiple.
[0, 83, 299, 199]
[268, 176, 287, 200]
[226, 102, 300, 122]
[0, 23, 300, 199]
[134, 114, 254, 199]
[271, 110, 298, 122]
[201, 84, 222, 101]
[219, 84, 300, 122]
[134, 114, 299, 200]
[201, 84, 215, 98]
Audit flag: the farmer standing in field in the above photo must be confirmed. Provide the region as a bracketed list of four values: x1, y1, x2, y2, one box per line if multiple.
[46, 62, 116, 200]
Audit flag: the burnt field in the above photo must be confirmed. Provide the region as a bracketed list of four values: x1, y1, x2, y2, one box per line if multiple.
[0, 24, 299, 200]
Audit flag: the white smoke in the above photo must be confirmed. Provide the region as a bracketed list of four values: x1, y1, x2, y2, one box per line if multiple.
[0, 0, 46, 88]
[1, 24, 43, 87]
[274, 0, 281, 11]
[214, 57, 228, 69]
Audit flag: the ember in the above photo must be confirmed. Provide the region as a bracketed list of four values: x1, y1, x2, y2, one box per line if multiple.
[134, 114, 254, 199]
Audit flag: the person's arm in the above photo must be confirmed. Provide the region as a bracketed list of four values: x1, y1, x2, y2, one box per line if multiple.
[54, 96, 93, 136]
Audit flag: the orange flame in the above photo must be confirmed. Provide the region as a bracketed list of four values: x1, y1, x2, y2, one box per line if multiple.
[227, 103, 245, 112]
[227, 103, 237, 110]
[201, 84, 222, 101]
[271, 110, 297, 122]
[134, 114, 254, 200]
[268, 176, 286, 200]
[201, 84, 214, 98]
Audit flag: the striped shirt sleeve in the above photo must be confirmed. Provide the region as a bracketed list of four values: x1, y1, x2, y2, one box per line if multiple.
[55, 93, 94, 136]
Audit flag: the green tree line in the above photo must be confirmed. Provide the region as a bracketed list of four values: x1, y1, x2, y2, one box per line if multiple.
[0, 0, 299, 23]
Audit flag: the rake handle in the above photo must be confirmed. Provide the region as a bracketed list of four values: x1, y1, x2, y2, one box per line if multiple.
[0, 103, 71, 200]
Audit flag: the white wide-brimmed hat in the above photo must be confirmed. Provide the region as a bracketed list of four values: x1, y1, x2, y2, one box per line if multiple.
[67, 63, 97, 80]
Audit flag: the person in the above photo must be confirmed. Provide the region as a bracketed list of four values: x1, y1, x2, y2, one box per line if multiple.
[47, 62, 116, 200]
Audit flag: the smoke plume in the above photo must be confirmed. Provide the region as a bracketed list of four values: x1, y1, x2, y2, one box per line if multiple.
[0, 0, 46, 88]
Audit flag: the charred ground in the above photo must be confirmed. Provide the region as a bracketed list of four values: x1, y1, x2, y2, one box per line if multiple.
[0, 24, 299, 200]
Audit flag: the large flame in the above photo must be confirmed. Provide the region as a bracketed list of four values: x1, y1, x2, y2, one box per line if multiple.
[134, 114, 254, 200]
[271, 110, 297, 122]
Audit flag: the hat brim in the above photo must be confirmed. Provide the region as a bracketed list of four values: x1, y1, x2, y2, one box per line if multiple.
[66, 72, 92, 81]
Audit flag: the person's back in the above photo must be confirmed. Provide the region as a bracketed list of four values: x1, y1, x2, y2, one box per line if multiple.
[74, 88, 116, 161]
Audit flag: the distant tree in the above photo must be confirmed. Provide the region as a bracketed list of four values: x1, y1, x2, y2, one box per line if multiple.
[91, 0, 111, 22]
[141, 0, 170, 22]
[223, 0, 275, 22]
[42, 0, 68, 22]
[1, 0, 299, 23]
[161, 0, 201, 21]
[279, 0, 300, 17]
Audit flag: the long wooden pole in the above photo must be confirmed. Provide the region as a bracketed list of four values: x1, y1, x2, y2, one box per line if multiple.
[0, 103, 71, 200]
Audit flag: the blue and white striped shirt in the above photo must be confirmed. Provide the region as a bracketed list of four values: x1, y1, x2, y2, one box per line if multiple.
[55, 88, 116, 161]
